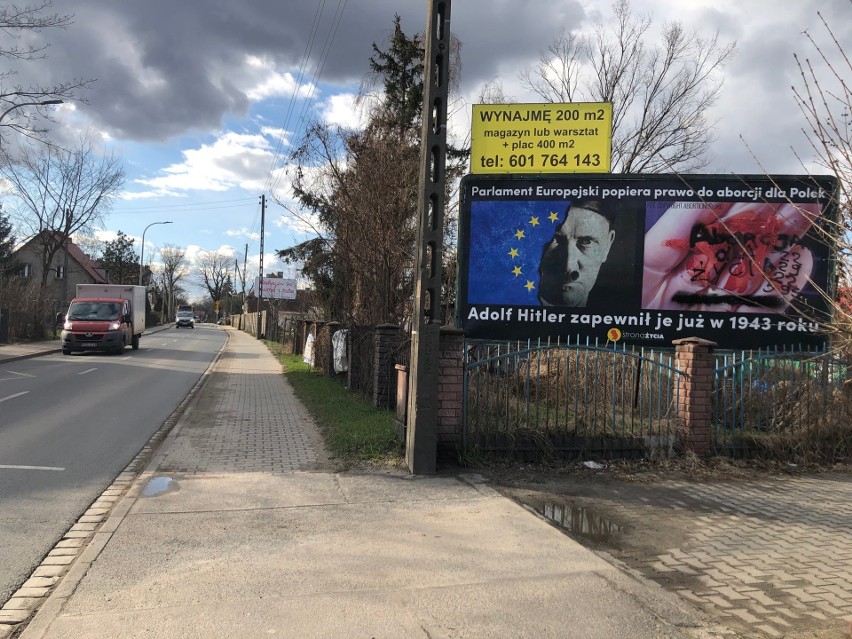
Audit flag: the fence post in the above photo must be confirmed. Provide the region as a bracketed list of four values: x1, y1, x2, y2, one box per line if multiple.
[437, 327, 465, 460]
[673, 337, 717, 457]
[374, 324, 401, 410]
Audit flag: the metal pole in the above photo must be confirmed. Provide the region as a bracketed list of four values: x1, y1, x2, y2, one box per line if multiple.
[138, 221, 172, 285]
[406, 0, 452, 475]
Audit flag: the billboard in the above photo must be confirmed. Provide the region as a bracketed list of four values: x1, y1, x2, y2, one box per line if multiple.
[254, 277, 296, 300]
[458, 174, 837, 349]
[471, 103, 612, 174]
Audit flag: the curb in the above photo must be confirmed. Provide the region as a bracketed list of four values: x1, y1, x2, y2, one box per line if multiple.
[0, 348, 62, 365]
[0, 329, 229, 638]
[0, 326, 174, 365]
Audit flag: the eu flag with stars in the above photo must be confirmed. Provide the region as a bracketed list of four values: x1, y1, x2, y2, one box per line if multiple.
[467, 200, 568, 305]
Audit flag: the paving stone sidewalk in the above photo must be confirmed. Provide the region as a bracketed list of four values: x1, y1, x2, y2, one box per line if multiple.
[500, 472, 852, 639]
[154, 334, 330, 475]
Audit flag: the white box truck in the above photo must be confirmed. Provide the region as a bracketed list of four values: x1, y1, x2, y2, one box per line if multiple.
[60, 284, 147, 355]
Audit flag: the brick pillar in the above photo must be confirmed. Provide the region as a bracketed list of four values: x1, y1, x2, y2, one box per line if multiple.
[294, 320, 304, 356]
[326, 322, 341, 377]
[373, 324, 401, 409]
[313, 322, 325, 371]
[437, 327, 465, 460]
[673, 337, 717, 457]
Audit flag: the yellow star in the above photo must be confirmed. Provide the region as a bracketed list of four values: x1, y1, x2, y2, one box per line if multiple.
[508, 247, 519, 259]
[514, 229, 525, 240]
[548, 211, 559, 223]
[529, 216, 540, 227]
[512, 266, 522, 277]
[525, 280, 535, 291]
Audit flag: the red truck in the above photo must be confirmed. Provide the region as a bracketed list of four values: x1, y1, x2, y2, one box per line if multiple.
[60, 284, 147, 355]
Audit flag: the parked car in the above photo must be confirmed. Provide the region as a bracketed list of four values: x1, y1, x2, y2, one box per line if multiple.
[175, 310, 195, 329]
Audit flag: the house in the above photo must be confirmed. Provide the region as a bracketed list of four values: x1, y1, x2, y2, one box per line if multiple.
[13, 231, 109, 303]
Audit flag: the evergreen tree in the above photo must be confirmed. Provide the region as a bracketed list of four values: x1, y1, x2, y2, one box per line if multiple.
[0, 206, 17, 275]
[367, 14, 424, 138]
[100, 231, 138, 284]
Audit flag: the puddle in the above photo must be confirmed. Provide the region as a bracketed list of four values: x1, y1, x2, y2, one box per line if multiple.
[537, 501, 621, 543]
[141, 476, 179, 497]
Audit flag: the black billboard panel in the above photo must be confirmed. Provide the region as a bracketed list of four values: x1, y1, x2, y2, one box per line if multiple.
[458, 174, 837, 349]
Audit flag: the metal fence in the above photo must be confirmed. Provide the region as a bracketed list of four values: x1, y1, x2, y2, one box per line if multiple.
[463, 338, 685, 460]
[712, 347, 852, 461]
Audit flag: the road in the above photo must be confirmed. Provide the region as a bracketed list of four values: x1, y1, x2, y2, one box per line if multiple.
[0, 325, 226, 606]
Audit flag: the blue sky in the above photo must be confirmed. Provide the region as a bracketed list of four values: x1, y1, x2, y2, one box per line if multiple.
[3, 0, 849, 302]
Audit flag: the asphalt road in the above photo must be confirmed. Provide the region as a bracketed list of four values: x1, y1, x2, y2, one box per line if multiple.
[0, 324, 226, 606]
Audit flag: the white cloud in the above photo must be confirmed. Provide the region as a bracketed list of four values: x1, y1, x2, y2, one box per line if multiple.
[225, 227, 261, 241]
[244, 56, 316, 101]
[132, 131, 274, 195]
[320, 92, 369, 129]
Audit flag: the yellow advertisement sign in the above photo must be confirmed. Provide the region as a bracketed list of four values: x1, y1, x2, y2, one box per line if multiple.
[471, 102, 612, 174]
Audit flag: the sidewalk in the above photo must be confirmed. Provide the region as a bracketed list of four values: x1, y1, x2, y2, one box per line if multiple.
[8, 327, 720, 639]
[0, 339, 61, 363]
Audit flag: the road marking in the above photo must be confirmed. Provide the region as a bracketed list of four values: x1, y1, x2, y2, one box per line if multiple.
[78, 368, 97, 375]
[0, 464, 65, 471]
[0, 391, 29, 403]
[0, 370, 37, 382]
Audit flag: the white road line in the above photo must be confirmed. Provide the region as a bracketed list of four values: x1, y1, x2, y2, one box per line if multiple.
[5, 370, 36, 378]
[78, 368, 97, 375]
[0, 464, 65, 471]
[0, 391, 29, 403]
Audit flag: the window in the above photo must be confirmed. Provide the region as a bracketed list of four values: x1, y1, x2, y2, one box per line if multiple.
[20, 263, 32, 278]
[54, 266, 65, 279]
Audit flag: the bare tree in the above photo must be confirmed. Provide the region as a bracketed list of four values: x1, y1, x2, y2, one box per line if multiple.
[195, 249, 232, 308]
[1, 134, 124, 290]
[158, 244, 189, 320]
[0, 1, 90, 150]
[791, 0, 852, 347]
[518, 0, 735, 173]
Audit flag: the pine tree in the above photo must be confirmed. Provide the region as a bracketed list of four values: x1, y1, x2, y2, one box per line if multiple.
[367, 14, 424, 138]
[100, 231, 138, 285]
[0, 206, 17, 275]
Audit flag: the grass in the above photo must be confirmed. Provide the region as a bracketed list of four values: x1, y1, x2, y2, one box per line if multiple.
[263, 340, 403, 468]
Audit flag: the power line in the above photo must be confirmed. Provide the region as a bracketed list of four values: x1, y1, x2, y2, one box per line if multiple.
[263, 1, 327, 195]
[267, 0, 349, 198]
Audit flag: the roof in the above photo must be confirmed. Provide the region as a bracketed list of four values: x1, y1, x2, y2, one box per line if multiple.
[63, 237, 109, 283]
[15, 231, 109, 284]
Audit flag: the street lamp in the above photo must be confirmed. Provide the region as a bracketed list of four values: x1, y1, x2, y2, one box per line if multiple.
[0, 99, 64, 149]
[138, 221, 173, 286]
[0, 98, 64, 124]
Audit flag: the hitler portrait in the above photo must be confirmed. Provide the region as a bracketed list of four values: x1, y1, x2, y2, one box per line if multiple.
[537, 199, 617, 307]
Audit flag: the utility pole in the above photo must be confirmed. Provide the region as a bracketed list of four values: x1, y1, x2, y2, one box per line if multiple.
[232, 258, 239, 317]
[406, 0, 452, 475]
[242, 243, 248, 312]
[256, 194, 265, 339]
